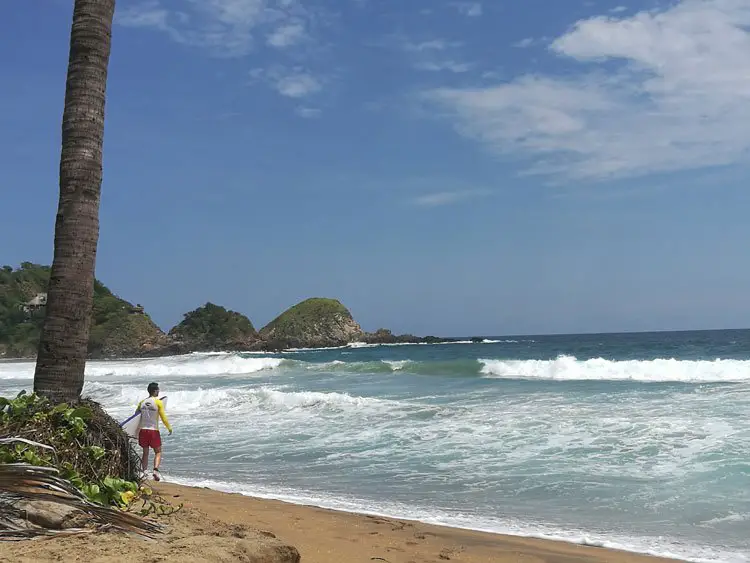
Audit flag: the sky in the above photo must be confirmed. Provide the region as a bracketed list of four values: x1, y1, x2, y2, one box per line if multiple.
[2, 0, 750, 336]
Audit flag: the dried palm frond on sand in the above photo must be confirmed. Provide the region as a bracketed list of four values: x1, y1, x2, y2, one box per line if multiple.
[0, 441, 163, 540]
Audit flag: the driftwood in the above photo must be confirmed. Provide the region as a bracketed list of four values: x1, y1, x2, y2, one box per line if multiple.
[0, 440, 163, 540]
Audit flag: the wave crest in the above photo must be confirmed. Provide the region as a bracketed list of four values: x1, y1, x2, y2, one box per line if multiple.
[84, 382, 393, 415]
[480, 355, 750, 383]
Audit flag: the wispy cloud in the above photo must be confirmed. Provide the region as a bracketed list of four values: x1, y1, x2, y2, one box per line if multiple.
[415, 60, 473, 73]
[512, 37, 546, 48]
[251, 66, 323, 98]
[267, 21, 307, 48]
[412, 189, 489, 207]
[403, 39, 463, 52]
[400, 38, 472, 73]
[117, 0, 314, 57]
[116, 1, 170, 30]
[118, 0, 330, 104]
[451, 2, 483, 17]
[425, 0, 750, 181]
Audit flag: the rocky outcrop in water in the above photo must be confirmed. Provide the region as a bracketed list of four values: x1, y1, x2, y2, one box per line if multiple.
[259, 298, 364, 349]
[361, 328, 457, 345]
[168, 302, 259, 352]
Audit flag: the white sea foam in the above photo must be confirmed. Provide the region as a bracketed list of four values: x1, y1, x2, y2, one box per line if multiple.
[0, 360, 35, 380]
[480, 355, 750, 383]
[250, 387, 395, 411]
[87, 355, 284, 378]
[0, 354, 284, 380]
[383, 360, 409, 370]
[345, 340, 485, 349]
[84, 382, 395, 415]
[84, 382, 238, 413]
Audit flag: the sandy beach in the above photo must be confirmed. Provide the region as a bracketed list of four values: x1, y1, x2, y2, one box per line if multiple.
[0, 482, 685, 563]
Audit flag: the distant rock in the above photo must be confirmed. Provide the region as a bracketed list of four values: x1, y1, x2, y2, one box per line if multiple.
[1, 262, 458, 359]
[362, 328, 456, 346]
[168, 302, 259, 352]
[259, 298, 363, 349]
[88, 310, 169, 359]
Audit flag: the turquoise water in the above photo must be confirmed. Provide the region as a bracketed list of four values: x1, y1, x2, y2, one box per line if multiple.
[1, 330, 749, 562]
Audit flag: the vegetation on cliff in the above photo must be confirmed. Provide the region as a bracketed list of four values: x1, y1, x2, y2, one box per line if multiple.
[2, 263, 452, 357]
[0, 263, 50, 357]
[169, 303, 257, 351]
[260, 298, 363, 348]
[0, 263, 165, 358]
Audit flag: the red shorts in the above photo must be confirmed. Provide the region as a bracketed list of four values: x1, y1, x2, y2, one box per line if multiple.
[138, 429, 162, 449]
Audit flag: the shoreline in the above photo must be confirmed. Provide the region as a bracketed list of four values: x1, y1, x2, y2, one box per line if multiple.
[1, 481, 686, 563]
[163, 477, 703, 563]
[150, 482, 690, 563]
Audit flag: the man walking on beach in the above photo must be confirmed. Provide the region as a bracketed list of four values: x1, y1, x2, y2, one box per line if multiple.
[136, 382, 172, 482]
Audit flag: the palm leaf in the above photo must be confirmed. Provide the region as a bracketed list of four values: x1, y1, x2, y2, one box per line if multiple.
[0, 453, 164, 539]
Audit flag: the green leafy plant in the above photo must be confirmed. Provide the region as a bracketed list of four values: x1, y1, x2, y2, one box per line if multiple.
[0, 391, 141, 508]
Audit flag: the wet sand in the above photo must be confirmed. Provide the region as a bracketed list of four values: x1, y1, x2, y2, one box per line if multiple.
[0, 482, 685, 562]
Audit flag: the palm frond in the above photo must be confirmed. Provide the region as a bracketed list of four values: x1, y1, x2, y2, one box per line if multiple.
[0, 460, 164, 540]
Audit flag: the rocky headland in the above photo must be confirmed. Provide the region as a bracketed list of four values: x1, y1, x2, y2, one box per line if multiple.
[0, 263, 456, 359]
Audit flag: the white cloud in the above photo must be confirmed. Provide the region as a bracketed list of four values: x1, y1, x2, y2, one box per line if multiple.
[251, 66, 322, 98]
[415, 60, 473, 73]
[404, 39, 462, 52]
[116, 1, 170, 30]
[401, 39, 472, 73]
[512, 37, 537, 48]
[425, 0, 750, 181]
[267, 22, 306, 47]
[117, 0, 312, 57]
[276, 73, 321, 97]
[412, 190, 489, 207]
[452, 2, 483, 17]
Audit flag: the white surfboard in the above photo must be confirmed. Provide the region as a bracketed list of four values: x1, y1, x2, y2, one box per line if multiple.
[120, 396, 168, 439]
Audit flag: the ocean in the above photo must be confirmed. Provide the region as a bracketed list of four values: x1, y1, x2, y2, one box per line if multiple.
[1, 329, 748, 562]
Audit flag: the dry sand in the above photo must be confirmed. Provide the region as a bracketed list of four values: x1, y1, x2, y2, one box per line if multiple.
[0, 482, 685, 563]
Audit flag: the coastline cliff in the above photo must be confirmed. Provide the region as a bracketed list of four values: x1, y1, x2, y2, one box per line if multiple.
[1, 263, 454, 359]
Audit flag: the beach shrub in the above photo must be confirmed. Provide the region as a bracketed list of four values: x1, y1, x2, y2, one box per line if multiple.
[0, 391, 141, 508]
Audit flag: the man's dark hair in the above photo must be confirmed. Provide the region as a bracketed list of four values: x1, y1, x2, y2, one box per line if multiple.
[147, 382, 159, 396]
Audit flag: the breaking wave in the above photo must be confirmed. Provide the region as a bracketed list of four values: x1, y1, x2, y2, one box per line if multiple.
[3, 353, 750, 384]
[84, 382, 398, 416]
[0, 354, 284, 380]
[479, 355, 750, 383]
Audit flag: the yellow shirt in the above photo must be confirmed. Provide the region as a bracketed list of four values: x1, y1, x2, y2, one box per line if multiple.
[137, 397, 172, 433]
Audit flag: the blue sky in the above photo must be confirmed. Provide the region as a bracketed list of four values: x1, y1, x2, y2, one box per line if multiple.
[2, 0, 750, 336]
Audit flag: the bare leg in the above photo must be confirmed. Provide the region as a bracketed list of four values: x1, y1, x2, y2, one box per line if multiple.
[141, 447, 150, 472]
[153, 446, 162, 470]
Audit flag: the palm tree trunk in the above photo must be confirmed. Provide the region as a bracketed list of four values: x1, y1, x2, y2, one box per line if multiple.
[34, 0, 116, 403]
